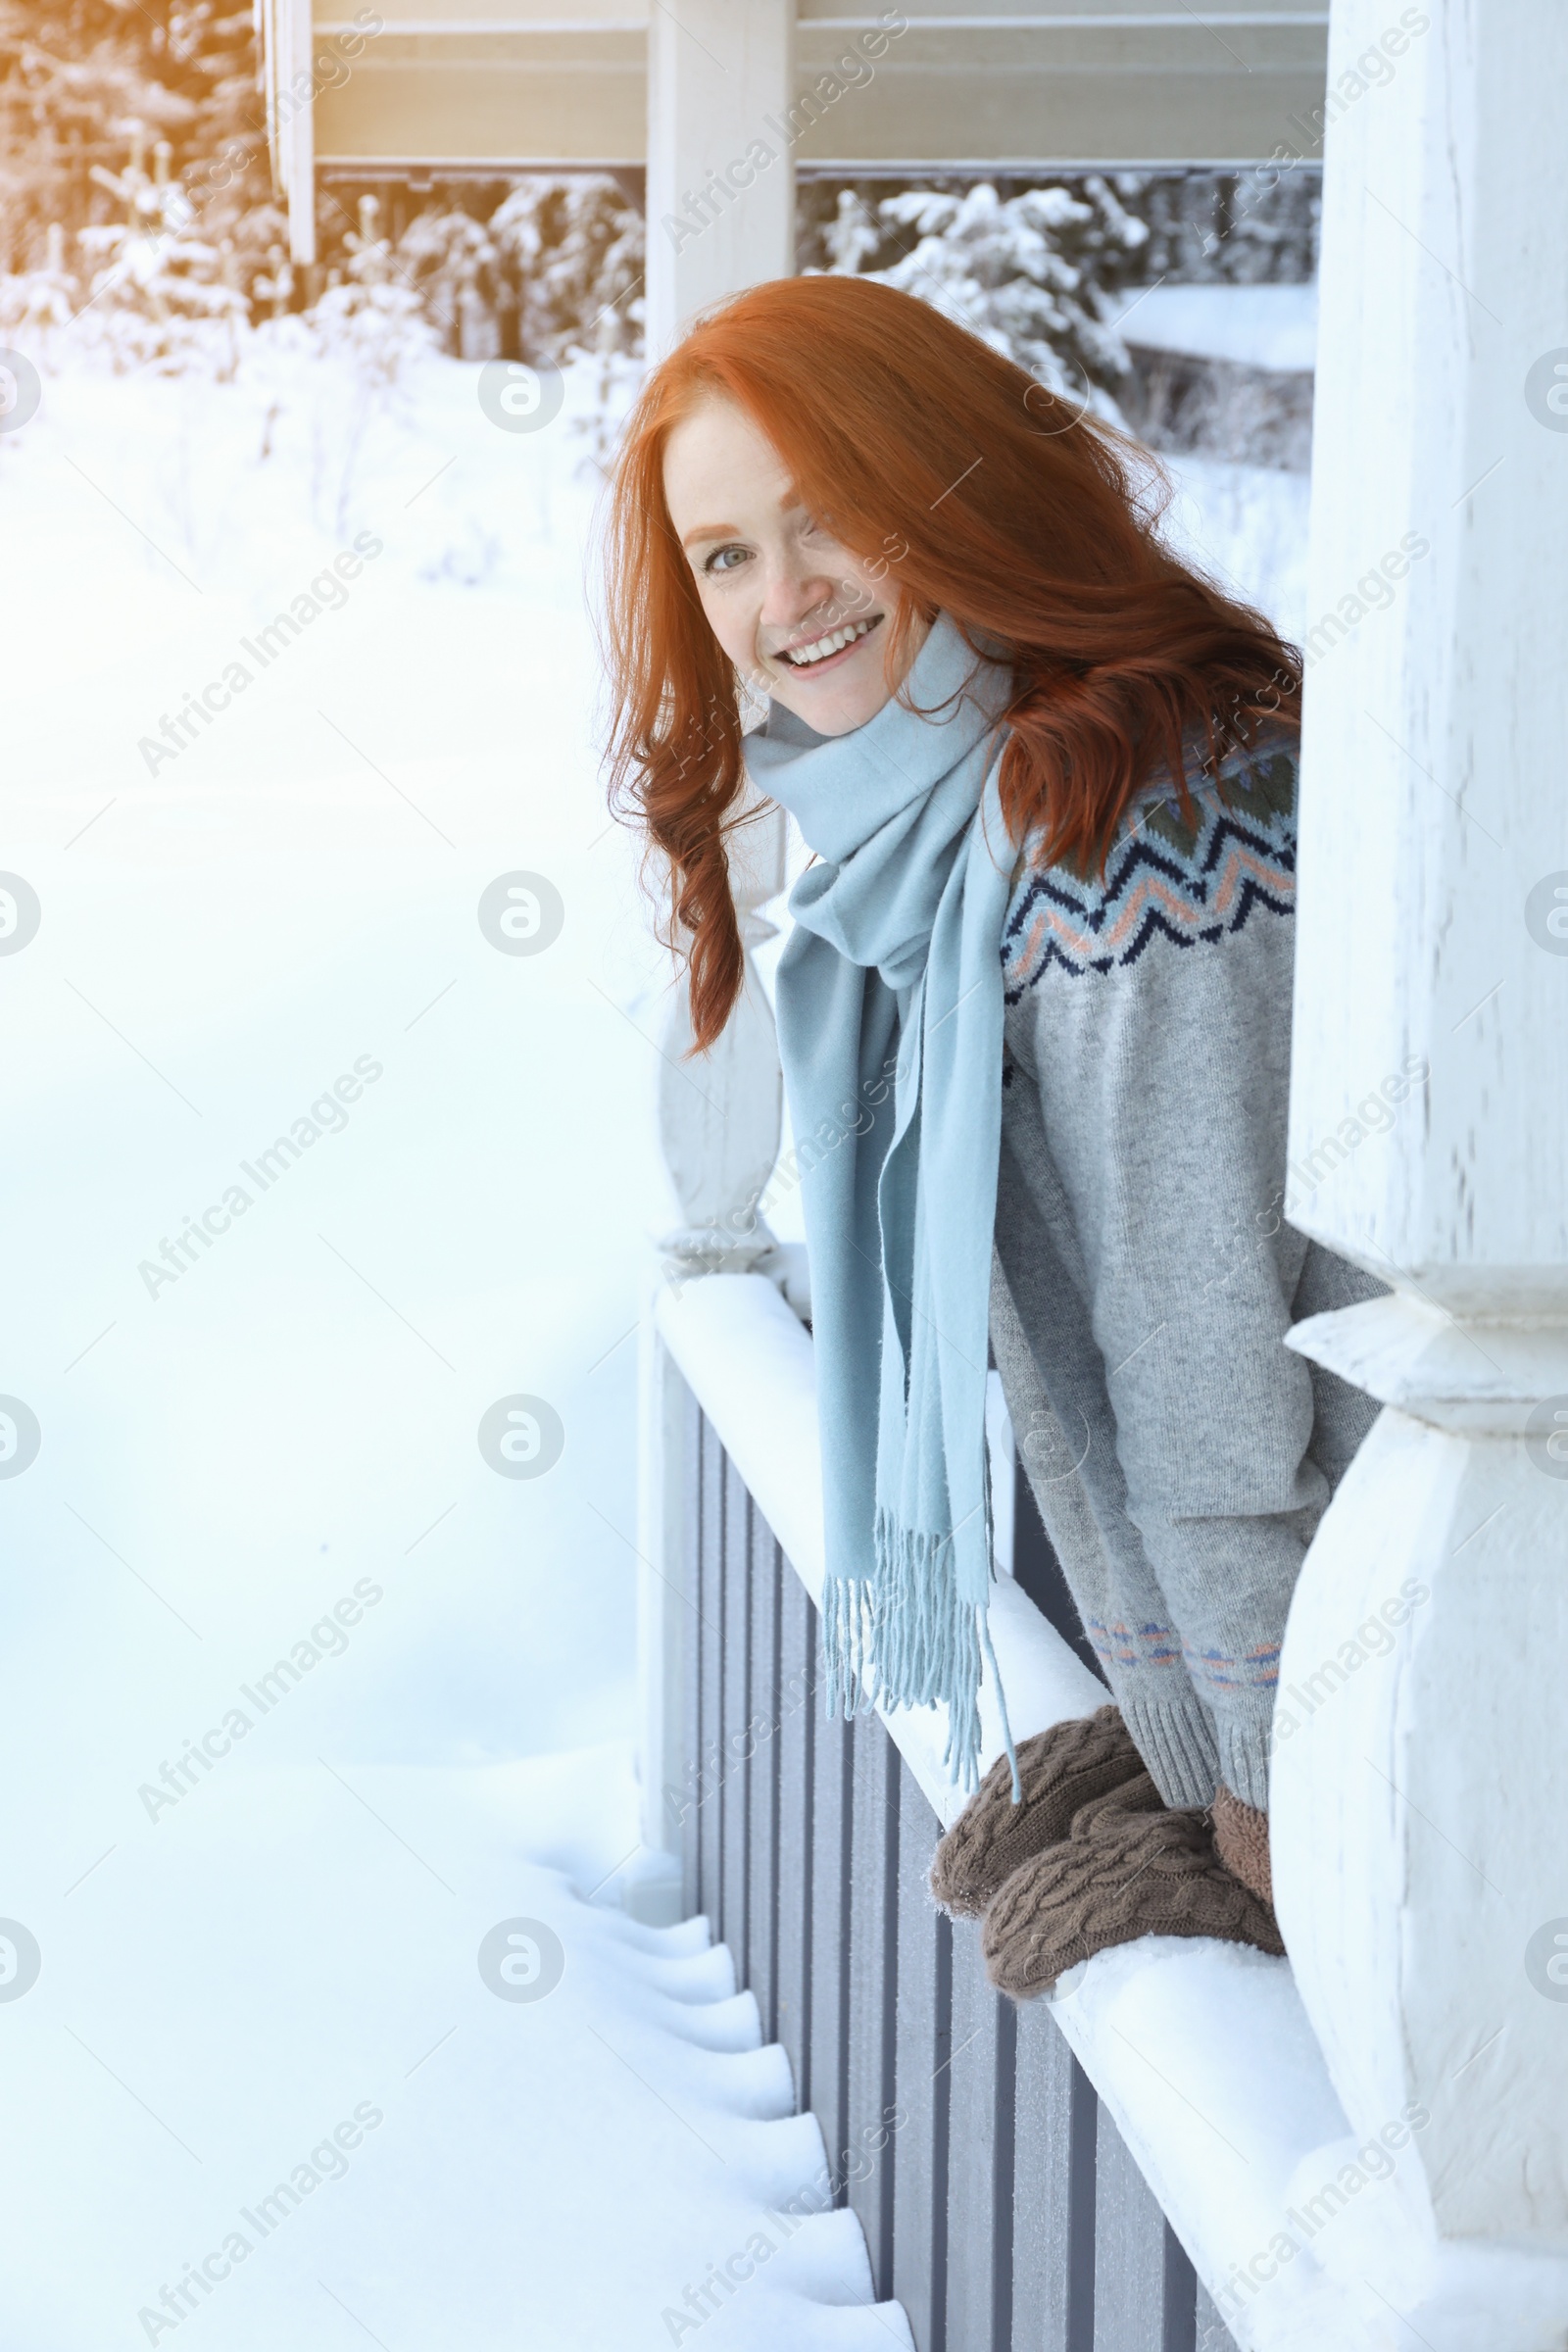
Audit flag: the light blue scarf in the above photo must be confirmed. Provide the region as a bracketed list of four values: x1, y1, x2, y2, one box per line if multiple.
[746, 614, 1019, 1793]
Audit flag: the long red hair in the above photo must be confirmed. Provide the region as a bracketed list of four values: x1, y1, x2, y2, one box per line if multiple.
[603, 272, 1299, 1052]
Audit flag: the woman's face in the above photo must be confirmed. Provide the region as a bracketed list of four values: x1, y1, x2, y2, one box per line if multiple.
[662, 392, 927, 737]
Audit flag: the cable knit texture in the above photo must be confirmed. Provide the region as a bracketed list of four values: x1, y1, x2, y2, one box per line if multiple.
[930, 1703, 1145, 1918]
[980, 1778, 1286, 1999]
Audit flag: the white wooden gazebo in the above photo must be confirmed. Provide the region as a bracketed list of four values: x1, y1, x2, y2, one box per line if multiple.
[260, 0, 1333, 294]
[265, 4, 1568, 2345]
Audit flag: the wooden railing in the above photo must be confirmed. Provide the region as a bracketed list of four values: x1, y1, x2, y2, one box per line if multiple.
[670, 1376, 1238, 2352]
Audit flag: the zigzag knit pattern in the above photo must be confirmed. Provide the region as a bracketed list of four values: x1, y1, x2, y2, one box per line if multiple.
[1002, 735, 1298, 999]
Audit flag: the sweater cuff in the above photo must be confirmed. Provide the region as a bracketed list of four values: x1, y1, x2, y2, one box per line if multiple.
[1214, 1705, 1273, 1813]
[1120, 1693, 1220, 1811]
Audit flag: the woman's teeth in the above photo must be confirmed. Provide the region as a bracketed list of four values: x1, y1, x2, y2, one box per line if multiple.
[784, 616, 878, 668]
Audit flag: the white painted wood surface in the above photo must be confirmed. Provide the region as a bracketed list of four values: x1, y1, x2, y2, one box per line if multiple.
[644, 0, 796, 361]
[260, 0, 318, 266]
[1276, 0, 1568, 2295]
[656, 801, 787, 1277]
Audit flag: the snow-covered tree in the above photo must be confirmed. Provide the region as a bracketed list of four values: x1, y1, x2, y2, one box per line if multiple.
[823, 178, 1148, 414]
[304, 211, 437, 388]
[0, 0, 270, 277]
[396, 207, 502, 360]
[1122, 168, 1319, 284]
[488, 174, 644, 364]
[0, 221, 76, 334]
[74, 130, 248, 369]
[269, 209, 440, 532]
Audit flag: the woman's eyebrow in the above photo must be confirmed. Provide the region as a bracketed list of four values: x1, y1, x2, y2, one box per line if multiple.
[681, 491, 805, 549]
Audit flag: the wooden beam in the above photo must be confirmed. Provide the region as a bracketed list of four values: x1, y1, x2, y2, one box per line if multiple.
[645, 0, 797, 358]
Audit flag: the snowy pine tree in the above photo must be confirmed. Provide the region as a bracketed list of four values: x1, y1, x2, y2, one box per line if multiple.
[0, 0, 270, 271]
[75, 128, 248, 370]
[305, 204, 437, 388]
[396, 208, 502, 360]
[823, 178, 1148, 414]
[488, 174, 644, 364]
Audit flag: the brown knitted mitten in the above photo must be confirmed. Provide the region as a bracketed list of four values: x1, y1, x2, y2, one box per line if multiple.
[981, 1779, 1286, 1999]
[930, 1703, 1147, 1919]
[1211, 1785, 1273, 1908]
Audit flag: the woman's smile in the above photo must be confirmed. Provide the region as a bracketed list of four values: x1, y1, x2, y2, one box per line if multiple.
[773, 611, 884, 675]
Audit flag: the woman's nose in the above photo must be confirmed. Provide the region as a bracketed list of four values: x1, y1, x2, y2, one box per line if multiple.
[759, 561, 838, 632]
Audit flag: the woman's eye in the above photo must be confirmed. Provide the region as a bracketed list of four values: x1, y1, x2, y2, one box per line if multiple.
[704, 545, 749, 575]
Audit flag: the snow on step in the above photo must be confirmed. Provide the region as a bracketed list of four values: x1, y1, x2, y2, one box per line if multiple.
[0, 1744, 906, 2348]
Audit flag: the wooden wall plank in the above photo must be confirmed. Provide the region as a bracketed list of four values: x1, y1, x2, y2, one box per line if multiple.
[1093, 2106, 1192, 2352]
[947, 1920, 1015, 2352]
[775, 1561, 815, 2108]
[746, 1522, 783, 2043]
[809, 1700, 854, 2203]
[893, 1756, 952, 2352]
[313, 15, 1331, 172]
[848, 1709, 902, 2295]
[719, 1455, 753, 1967]
[697, 1411, 725, 1927]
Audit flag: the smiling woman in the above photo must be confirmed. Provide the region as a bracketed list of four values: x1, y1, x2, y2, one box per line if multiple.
[601, 272, 1387, 1997]
[660, 391, 929, 737]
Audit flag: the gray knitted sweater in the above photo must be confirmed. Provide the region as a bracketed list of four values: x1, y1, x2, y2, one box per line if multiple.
[989, 727, 1385, 1813]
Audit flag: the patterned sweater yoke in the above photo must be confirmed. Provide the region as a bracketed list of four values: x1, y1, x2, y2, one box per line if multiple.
[989, 726, 1386, 1815]
[1002, 731, 1300, 996]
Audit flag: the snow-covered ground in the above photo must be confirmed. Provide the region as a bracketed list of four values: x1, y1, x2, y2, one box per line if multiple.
[0, 330, 1302, 2347]
[1108, 280, 1317, 373]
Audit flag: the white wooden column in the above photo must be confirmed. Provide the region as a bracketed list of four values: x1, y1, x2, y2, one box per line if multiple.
[630, 4, 795, 1917]
[645, 0, 796, 360]
[259, 0, 317, 267]
[1273, 0, 1568, 2323]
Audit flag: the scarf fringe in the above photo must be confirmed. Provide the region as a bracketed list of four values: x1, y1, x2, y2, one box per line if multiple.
[822, 1508, 1005, 1794]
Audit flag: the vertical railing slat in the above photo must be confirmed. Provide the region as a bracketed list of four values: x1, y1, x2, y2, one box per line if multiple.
[1011, 2006, 1096, 2352]
[1093, 2108, 1192, 2352]
[1193, 2282, 1240, 2352]
[893, 1756, 952, 2352]
[746, 1523, 783, 2041]
[697, 1411, 725, 1927]
[946, 1919, 1015, 2351]
[848, 1710, 902, 2294]
[678, 1378, 704, 1918]
[809, 1699, 854, 2203]
[1160, 2230, 1199, 2352]
[775, 1559, 815, 2106]
[719, 1455, 753, 1966]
